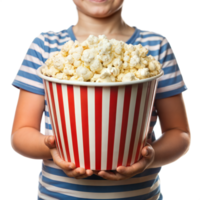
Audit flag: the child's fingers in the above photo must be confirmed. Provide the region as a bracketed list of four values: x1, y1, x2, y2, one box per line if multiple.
[67, 167, 86, 178]
[86, 169, 93, 176]
[46, 137, 93, 179]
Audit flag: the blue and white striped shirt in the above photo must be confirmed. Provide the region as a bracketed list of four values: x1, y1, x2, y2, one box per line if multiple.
[13, 26, 186, 200]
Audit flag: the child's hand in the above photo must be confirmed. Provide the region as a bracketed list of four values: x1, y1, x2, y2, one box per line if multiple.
[44, 136, 93, 179]
[94, 144, 155, 180]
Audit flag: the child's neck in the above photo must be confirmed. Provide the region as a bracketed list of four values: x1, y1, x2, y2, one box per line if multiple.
[73, 8, 135, 42]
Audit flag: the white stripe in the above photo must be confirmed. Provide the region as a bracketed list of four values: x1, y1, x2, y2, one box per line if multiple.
[159, 70, 181, 81]
[44, 40, 68, 51]
[39, 175, 160, 199]
[134, 42, 166, 54]
[42, 167, 158, 186]
[162, 58, 177, 68]
[122, 85, 137, 166]
[24, 54, 44, 66]
[140, 29, 165, 38]
[47, 31, 69, 37]
[38, 190, 59, 200]
[147, 193, 160, 200]
[159, 48, 173, 60]
[87, 87, 95, 170]
[38, 34, 45, 41]
[15, 75, 44, 89]
[101, 87, 110, 170]
[29, 43, 49, 59]
[112, 86, 125, 169]
[138, 36, 163, 42]
[131, 82, 148, 165]
[18, 65, 42, 75]
[44, 41, 63, 51]
[43, 34, 71, 43]
[73, 86, 85, 168]
[36, 31, 71, 49]
[136, 37, 168, 49]
[156, 80, 185, 93]
[43, 159, 60, 169]
[62, 85, 75, 163]
[29, 38, 61, 59]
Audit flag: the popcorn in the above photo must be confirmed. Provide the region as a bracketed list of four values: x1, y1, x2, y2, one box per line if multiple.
[130, 55, 140, 68]
[42, 65, 59, 77]
[42, 35, 162, 82]
[136, 68, 150, 79]
[149, 61, 156, 71]
[54, 73, 70, 80]
[110, 67, 120, 77]
[61, 40, 74, 55]
[63, 64, 75, 76]
[98, 39, 112, 55]
[122, 73, 138, 82]
[90, 59, 103, 73]
[72, 53, 81, 60]
[74, 60, 81, 68]
[99, 54, 113, 66]
[112, 58, 123, 69]
[66, 55, 74, 64]
[124, 55, 130, 62]
[81, 48, 96, 66]
[87, 35, 99, 47]
[76, 66, 93, 81]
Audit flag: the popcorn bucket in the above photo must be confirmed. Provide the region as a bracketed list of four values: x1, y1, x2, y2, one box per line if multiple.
[37, 66, 163, 170]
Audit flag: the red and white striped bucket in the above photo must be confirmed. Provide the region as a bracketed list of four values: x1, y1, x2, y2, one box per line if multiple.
[38, 67, 163, 170]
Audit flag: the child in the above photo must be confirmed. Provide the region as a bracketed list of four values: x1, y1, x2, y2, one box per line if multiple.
[11, 0, 190, 199]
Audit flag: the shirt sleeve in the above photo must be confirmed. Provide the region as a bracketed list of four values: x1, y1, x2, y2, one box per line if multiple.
[155, 38, 187, 99]
[12, 34, 46, 95]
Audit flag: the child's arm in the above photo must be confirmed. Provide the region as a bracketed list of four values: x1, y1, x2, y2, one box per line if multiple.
[11, 89, 50, 159]
[11, 89, 93, 179]
[96, 93, 190, 180]
[148, 93, 190, 168]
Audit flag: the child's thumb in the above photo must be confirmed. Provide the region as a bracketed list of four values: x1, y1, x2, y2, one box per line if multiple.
[142, 145, 153, 158]
[44, 135, 56, 149]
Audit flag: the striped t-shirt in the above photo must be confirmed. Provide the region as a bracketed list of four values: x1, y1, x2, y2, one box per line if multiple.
[13, 26, 186, 200]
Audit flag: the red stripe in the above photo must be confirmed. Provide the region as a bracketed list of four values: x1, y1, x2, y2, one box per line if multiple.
[56, 84, 71, 162]
[107, 87, 118, 170]
[127, 84, 143, 166]
[134, 82, 151, 163]
[117, 85, 132, 167]
[48, 82, 65, 160]
[95, 87, 102, 170]
[67, 85, 80, 167]
[80, 86, 90, 169]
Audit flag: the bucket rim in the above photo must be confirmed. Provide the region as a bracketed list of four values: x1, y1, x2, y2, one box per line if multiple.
[37, 65, 164, 87]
